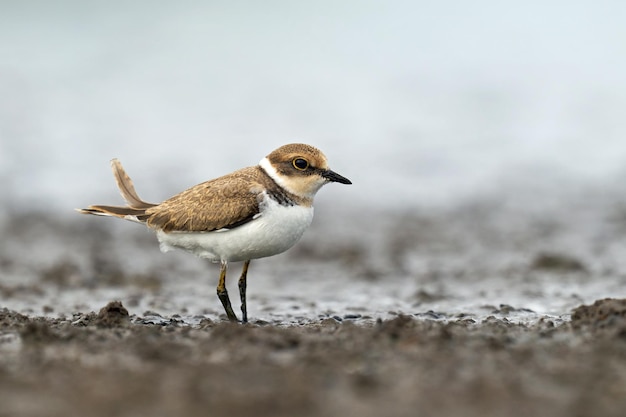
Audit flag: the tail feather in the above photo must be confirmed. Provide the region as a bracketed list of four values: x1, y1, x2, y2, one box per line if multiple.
[77, 205, 150, 223]
[77, 159, 157, 223]
[110, 159, 157, 209]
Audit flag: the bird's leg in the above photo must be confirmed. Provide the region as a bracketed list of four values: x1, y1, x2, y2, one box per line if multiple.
[238, 260, 250, 323]
[216, 260, 238, 321]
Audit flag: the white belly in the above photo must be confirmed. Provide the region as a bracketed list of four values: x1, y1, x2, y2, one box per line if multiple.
[155, 198, 314, 263]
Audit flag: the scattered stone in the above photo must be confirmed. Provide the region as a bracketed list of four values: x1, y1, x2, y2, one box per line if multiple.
[71, 312, 97, 326]
[319, 318, 340, 327]
[416, 310, 446, 320]
[0, 308, 30, 329]
[571, 298, 626, 329]
[96, 301, 130, 328]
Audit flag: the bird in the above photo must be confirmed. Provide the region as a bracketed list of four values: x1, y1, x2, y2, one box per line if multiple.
[78, 143, 352, 322]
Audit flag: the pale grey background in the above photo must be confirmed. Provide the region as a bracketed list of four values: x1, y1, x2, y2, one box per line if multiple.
[1, 1, 625, 212]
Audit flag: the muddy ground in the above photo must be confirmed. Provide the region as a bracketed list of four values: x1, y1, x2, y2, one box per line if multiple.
[1, 299, 625, 417]
[2, 192, 626, 417]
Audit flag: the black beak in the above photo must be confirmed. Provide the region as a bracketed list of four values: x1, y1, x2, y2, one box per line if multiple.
[322, 169, 352, 185]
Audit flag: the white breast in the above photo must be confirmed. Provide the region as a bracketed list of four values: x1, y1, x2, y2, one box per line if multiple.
[155, 194, 314, 263]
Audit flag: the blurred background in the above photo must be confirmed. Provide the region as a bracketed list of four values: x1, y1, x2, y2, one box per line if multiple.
[1, 0, 625, 212]
[1, 1, 626, 320]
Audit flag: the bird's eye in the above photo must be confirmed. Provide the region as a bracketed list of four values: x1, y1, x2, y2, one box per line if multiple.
[293, 158, 309, 170]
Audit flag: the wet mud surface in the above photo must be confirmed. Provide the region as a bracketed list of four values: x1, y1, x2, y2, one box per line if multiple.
[1, 299, 626, 417]
[2, 193, 626, 416]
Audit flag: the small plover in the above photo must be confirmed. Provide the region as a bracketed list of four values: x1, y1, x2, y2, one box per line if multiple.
[78, 143, 351, 322]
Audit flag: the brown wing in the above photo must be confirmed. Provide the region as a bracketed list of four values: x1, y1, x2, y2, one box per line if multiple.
[145, 167, 263, 232]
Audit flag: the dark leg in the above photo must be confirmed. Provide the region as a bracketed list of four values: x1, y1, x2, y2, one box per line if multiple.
[216, 260, 238, 321]
[238, 260, 250, 323]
